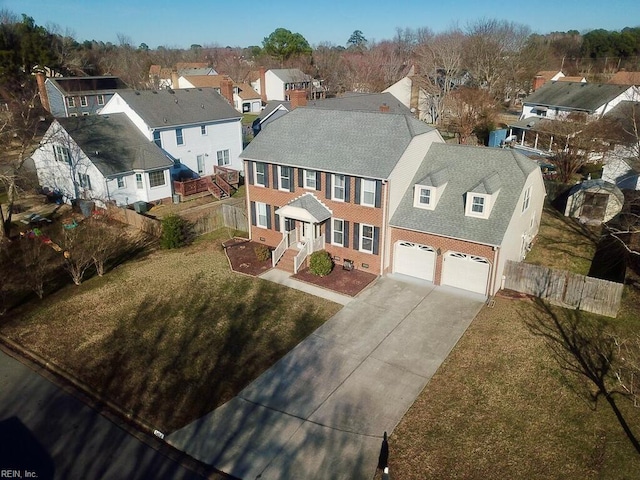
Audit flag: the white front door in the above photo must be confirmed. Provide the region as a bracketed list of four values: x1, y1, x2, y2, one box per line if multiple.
[298, 222, 312, 243]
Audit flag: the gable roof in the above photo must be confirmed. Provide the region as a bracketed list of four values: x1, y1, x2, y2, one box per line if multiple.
[536, 70, 564, 82]
[523, 82, 631, 112]
[181, 75, 226, 88]
[306, 92, 411, 114]
[269, 68, 311, 83]
[47, 76, 129, 94]
[242, 108, 434, 179]
[259, 101, 291, 120]
[390, 144, 539, 246]
[236, 83, 261, 100]
[113, 88, 241, 128]
[56, 114, 173, 176]
[608, 71, 640, 86]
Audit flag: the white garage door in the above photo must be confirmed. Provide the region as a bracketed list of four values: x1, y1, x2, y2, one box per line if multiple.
[441, 252, 490, 295]
[393, 241, 436, 281]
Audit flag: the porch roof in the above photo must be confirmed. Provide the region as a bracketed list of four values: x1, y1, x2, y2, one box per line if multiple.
[276, 193, 332, 223]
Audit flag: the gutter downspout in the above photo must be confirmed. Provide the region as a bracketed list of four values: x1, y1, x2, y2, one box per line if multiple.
[490, 245, 501, 297]
[380, 180, 388, 275]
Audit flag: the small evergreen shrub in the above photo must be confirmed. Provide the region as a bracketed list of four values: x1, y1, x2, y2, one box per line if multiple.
[160, 214, 188, 249]
[254, 244, 271, 261]
[309, 250, 333, 276]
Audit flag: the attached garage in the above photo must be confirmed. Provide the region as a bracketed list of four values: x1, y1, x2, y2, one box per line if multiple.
[393, 241, 436, 282]
[441, 252, 490, 295]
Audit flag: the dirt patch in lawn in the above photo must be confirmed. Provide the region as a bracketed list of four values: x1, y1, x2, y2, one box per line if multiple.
[223, 238, 272, 276]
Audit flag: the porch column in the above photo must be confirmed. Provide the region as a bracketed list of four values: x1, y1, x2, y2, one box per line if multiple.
[521, 131, 525, 146]
[549, 135, 554, 152]
[533, 133, 539, 150]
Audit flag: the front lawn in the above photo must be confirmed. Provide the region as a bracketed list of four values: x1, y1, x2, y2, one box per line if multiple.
[389, 289, 640, 479]
[0, 230, 341, 432]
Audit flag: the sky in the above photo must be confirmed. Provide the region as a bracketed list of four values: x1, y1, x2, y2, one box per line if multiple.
[2, 0, 639, 49]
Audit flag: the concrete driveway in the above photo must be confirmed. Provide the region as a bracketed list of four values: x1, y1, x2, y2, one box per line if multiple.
[167, 276, 485, 480]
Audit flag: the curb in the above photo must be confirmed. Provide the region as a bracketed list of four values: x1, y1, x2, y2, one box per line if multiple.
[0, 335, 230, 480]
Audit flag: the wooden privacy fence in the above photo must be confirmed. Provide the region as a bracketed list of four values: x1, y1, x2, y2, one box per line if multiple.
[110, 207, 162, 237]
[184, 202, 248, 236]
[503, 260, 624, 318]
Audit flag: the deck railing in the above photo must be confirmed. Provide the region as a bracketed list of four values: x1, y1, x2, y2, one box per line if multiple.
[213, 165, 240, 185]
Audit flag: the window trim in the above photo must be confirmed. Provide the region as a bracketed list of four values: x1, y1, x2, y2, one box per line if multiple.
[53, 145, 71, 164]
[304, 169, 317, 190]
[197, 154, 205, 175]
[153, 131, 162, 147]
[254, 162, 267, 187]
[78, 173, 91, 190]
[200, 125, 207, 135]
[216, 149, 230, 166]
[148, 170, 166, 188]
[117, 177, 125, 189]
[466, 194, 488, 218]
[66, 97, 75, 107]
[80, 96, 88, 107]
[332, 174, 345, 201]
[256, 202, 268, 228]
[332, 218, 344, 246]
[135, 173, 143, 189]
[522, 186, 531, 213]
[359, 223, 374, 253]
[361, 178, 376, 207]
[97, 94, 105, 106]
[176, 128, 184, 146]
[278, 165, 292, 192]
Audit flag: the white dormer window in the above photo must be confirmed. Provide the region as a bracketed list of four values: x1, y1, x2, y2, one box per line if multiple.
[413, 185, 438, 210]
[466, 194, 489, 218]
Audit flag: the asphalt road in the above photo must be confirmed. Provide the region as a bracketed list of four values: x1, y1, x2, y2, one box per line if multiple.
[0, 346, 207, 480]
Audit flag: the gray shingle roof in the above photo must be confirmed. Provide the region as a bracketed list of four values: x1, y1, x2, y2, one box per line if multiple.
[114, 88, 241, 128]
[523, 82, 631, 112]
[48, 76, 129, 94]
[306, 93, 411, 114]
[390, 144, 539, 246]
[242, 108, 434, 179]
[269, 69, 311, 83]
[285, 193, 332, 222]
[57, 114, 173, 176]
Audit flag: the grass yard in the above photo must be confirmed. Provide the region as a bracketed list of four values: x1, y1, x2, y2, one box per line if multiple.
[389, 289, 640, 479]
[0, 230, 342, 433]
[525, 203, 599, 275]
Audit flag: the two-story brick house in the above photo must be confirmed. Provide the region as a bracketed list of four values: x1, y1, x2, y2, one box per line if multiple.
[242, 108, 546, 297]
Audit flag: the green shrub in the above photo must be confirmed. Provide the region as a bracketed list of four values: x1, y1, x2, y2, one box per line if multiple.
[254, 244, 271, 261]
[309, 250, 333, 276]
[160, 214, 189, 249]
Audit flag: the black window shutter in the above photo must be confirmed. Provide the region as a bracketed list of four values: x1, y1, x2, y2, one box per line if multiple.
[325, 173, 331, 199]
[325, 219, 331, 242]
[354, 178, 361, 205]
[272, 164, 278, 190]
[344, 221, 350, 248]
[266, 204, 272, 229]
[247, 161, 254, 185]
[264, 164, 270, 188]
[373, 226, 380, 255]
[375, 180, 382, 208]
[316, 171, 321, 191]
[289, 167, 295, 192]
[298, 168, 304, 187]
[250, 201, 256, 226]
[345, 176, 351, 203]
[274, 208, 280, 232]
[353, 222, 360, 250]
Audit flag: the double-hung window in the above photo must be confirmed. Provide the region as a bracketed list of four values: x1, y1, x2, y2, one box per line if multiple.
[279, 166, 291, 191]
[255, 162, 266, 186]
[200, 125, 207, 135]
[471, 195, 485, 214]
[360, 224, 374, 253]
[304, 169, 317, 189]
[256, 202, 268, 228]
[332, 219, 344, 246]
[153, 131, 162, 147]
[419, 188, 431, 206]
[217, 149, 230, 166]
[176, 128, 184, 146]
[97, 94, 105, 105]
[332, 174, 345, 201]
[78, 173, 91, 190]
[522, 186, 531, 212]
[117, 177, 125, 189]
[80, 96, 88, 107]
[361, 179, 376, 206]
[135, 173, 143, 189]
[53, 145, 71, 164]
[66, 97, 75, 107]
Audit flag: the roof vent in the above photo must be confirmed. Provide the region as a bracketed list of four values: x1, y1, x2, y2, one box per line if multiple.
[152, 90, 158, 94]
[201, 104, 205, 108]
[168, 88, 175, 94]
[134, 91, 140, 95]
[175, 98, 178, 103]
[163, 117, 167, 123]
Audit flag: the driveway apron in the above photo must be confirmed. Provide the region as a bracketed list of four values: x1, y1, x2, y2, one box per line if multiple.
[167, 276, 485, 479]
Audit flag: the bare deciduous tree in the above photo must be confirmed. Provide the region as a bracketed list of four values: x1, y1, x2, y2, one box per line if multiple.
[18, 234, 57, 298]
[62, 226, 93, 285]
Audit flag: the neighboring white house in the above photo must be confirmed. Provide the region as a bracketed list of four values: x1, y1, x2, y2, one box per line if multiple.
[31, 114, 173, 207]
[177, 75, 262, 114]
[100, 88, 244, 175]
[520, 82, 640, 121]
[384, 73, 438, 123]
[250, 68, 325, 102]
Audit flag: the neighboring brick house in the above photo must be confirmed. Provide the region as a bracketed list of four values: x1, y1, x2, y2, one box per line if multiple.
[242, 107, 545, 296]
[37, 74, 129, 118]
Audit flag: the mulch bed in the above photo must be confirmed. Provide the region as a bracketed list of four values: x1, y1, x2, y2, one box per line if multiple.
[223, 238, 377, 297]
[223, 238, 272, 276]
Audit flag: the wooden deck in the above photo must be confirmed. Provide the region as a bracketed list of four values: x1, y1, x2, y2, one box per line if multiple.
[173, 166, 240, 200]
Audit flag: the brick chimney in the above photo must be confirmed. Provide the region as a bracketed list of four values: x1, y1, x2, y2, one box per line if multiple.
[171, 70, 180, 89]
[379, 103, 390, 113]
[220, 76, 234, 106]
[290, 89, 308, 109]
[259, 67, 267, 103]
[532, 75, 546, 91]
[35, 72, 50, 112]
